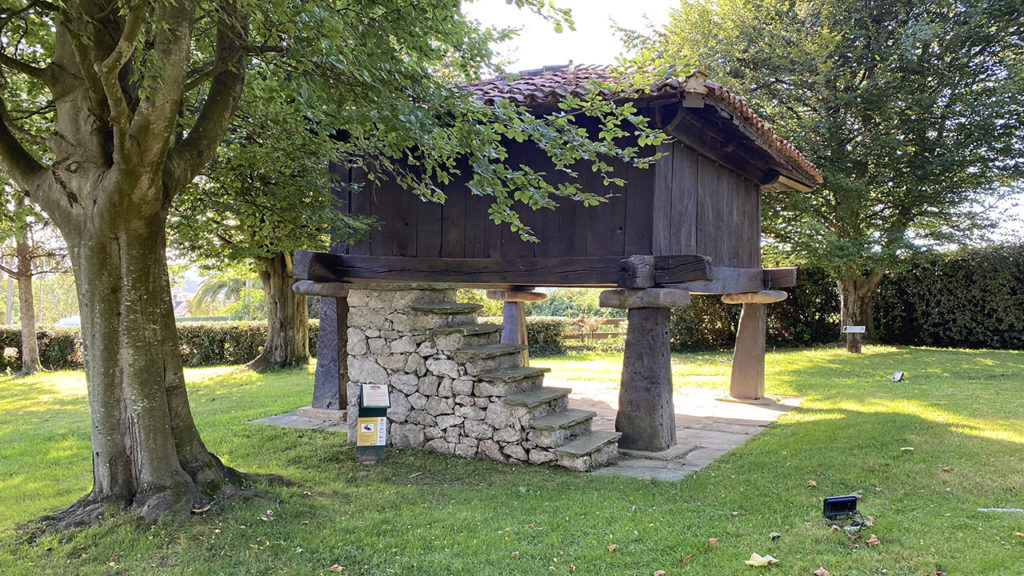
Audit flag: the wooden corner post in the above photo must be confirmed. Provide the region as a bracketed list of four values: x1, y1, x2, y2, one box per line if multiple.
[721, 290, 787, 401]
[600, 288, 691, 452]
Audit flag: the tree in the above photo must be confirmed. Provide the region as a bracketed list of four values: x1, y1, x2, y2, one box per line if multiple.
[661, 0, 1024, 351]
[169, 70, 368, 371]
[0, 0, 661, 528]
[0, 192, 68, 374]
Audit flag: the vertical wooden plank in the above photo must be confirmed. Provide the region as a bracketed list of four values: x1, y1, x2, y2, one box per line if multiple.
[347, 166, 371, 256]
[390, 187, 417, 257]
[501, 206, 536, 258]
[670, 146, 699, 254]
[416, 195, 443, 259]
[464, 189, 490, 258]
[368, 178, 392, 257]
[696, 154, 719, 264]
[651, 143, 674, 256]
[441, 165, 467, 258]
[752, 181, 762, 267]
[623, 157, 655, 256]
[586, 160, 627, 257]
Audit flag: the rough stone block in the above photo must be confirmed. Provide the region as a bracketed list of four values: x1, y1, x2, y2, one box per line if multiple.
[438, 377, 454, 398]
[478, 439, 504, 461]
[529, 449, 557, 465]
[454, 395, 475, 406]
[485, 403, 514, 429]
[436, 414, 464, 430]
[379, 353, 408, 372]
[417, 341, 437, 357]
[407, 410, 436, 427]
[452, 378, 475, 396]
[347, 328, 368, 355]
[503, 444, 528, 462]
[455, 444, 478, 459]
[349, 357, 388, 385]
[464, 419, 494, 439]
[391, 424, 425, 449]
[425, 396, 454, 416]
[368, 337, 388, 355]
[389, 392, 412, 423]
[404, 354, 427, 376]
[408, 392, 427, 410]
[424, 427, 443, 440]
[493, 427, 522, 443]
[418, 375, 440, 396]
[456, 405, 486, 420]
[424, 439, 452, 454]
[390, 373, 419, 395]
[426, 358, 460, 379]
[444, 426, 461, 443]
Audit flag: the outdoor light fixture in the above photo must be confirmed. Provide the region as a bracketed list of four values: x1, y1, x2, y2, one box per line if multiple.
[823, 495, 861, 523]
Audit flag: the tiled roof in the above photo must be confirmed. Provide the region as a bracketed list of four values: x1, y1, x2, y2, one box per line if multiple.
[463, 65, 822, 185]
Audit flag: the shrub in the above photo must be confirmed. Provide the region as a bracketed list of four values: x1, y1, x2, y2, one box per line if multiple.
[479, 315, 569, 357]
[875, 244, 1024, 349]
[0, 326, 81, 371]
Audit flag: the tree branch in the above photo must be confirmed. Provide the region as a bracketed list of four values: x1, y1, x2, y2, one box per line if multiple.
[0, 51, 49, 82]
[95, 0, 147, 166]
[164, 0, 248, 197]
[0, 97, 47, 189]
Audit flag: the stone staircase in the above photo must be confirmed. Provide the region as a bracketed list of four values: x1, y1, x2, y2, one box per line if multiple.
[409, 301, 622, 472]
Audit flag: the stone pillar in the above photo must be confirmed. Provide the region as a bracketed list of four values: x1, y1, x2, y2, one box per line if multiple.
[600, 288, 690, 452]
[722, 290, 787, 402]
[486, 289, 547, 367]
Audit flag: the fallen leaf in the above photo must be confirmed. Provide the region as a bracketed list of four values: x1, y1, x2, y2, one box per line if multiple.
[830, 525, 841, 532]
[408, 472, 423, 478]
[191, 505, 210, 514]
[731, 511, 740, 517]
[865, 534, 881, 547]
[654, 571, 666, 576]
[806, 480, 818, 488]
[708, 538, 720, 547]
[814, 567, 830, 576]
[683, 554, 692, 565]
[744, 553, 779, 566]
[607, 544, 617, 553]
[1015, 532, 1024, 538]
[873, 487, 883, 493]
[942, 467, 954, 473]
[568, 562, 576, 572]
[510, 551, 520, 559]
[329, 565, 345, 573]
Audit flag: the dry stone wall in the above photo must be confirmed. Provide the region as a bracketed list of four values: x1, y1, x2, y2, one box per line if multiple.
[344, 285, 579, 466]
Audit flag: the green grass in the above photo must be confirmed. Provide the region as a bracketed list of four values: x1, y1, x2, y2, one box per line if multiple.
[1, 347, 1023, 575]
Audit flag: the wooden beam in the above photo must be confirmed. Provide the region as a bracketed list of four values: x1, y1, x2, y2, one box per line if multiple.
[665, 266, 764, 294]
[763, 267, 798, 289]
[600, 288, 691, 309]
[292, 280, 351, 297]
[485, 289, 548, 302]
[294, 251, 713, 288]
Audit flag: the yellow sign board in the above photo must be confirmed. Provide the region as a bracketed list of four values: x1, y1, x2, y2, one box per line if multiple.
[356, 417, 388, 447]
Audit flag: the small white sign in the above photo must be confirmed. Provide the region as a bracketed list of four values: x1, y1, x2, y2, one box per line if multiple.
[841, 325, 866, 334]
[361, 384, 391, 408]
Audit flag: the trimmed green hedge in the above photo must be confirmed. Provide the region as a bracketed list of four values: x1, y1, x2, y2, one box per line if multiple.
[669, 266, 841, 351]
[480, 315, 569, 357]
[1, 320, 320, 372]
[875, 245, 1024, 349]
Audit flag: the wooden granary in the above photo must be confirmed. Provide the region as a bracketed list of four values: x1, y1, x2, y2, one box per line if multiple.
[295, 66, 821, 457]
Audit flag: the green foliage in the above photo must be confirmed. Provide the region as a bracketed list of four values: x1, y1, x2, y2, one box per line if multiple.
[526, 288, 625, 319]
[875, 244, 1024, 349]
[670, 267, 841, 350]
[456, 289, 504, 317]
[661, 0, 1024, 292]
[523, 316, 568, 356]
[0, 327, 80, 372]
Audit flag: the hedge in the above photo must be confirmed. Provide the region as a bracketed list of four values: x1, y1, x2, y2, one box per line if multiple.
[481, 315, 568, 357]
[669, 266, 840, 351]
[875, 245, 1024, 349]
[1, 320, 320, 372]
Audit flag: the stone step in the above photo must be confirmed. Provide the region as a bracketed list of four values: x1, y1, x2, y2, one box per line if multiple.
[455, 344, 527, 375]
[474, 366, 548, 398]
[410, 303, 483, 315]
[453, 343, 526, 360]
[504, 387, 572, 409]
[478, 366, 551, 384]
[530, 408, 597, 431]
[428, 324, 503, 337]
[553, 431, 623, 472]
[429, 324, 503, 351]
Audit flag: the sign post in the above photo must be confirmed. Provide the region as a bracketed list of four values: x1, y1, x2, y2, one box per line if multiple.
[355, 383, 390, 465]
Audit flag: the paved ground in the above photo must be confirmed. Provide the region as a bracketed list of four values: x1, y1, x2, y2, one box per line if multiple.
[251, 381, 801, 481]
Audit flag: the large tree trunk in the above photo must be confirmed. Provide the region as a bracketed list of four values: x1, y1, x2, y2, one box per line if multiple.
[836, 268, 884, 353]
[246, 253, 308, 372]
[16, 235, 41, 375]
[42, 203, 239, 532]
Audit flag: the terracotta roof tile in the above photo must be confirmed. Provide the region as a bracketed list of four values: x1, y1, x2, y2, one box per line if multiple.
[463, 65, 822, 185]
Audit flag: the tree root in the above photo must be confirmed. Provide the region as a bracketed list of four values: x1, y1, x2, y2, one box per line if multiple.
[27, 497, 118, 541]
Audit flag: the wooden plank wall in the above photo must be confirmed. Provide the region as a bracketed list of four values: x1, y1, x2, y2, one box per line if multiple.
[336, 141, 759, 266]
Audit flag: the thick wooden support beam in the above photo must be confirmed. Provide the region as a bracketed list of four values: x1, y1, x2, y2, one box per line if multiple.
[501, 301, 530, 366]
[617, 307, 676, 451]
[312, 296, 349, 410]
[763, 267, 798, 289]
[729, 302, 766, 401]
[485, 289, 548, 302]
[722, 290, 788, 304]
[292, 280, 350, 297]
[294, 251, 712, 288]
[599, 288, 691, 309]
[617, 255, 714, 288]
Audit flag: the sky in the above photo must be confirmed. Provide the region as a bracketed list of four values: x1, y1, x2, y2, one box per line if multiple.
[462, 0, 1023, 238]
[462, 0, 677, 71]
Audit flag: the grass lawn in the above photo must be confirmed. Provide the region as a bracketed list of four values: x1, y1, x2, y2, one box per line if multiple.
[1, 346, 1022, 575]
